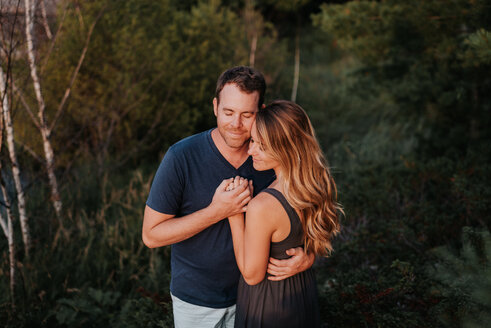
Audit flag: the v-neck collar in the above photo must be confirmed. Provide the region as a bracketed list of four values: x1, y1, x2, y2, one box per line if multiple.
[206, 129, 252, 172]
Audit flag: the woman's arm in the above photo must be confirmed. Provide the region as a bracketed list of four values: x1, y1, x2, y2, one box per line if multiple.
[229, 194, 276, 285]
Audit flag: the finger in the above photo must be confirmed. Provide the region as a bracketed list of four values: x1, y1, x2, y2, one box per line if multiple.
[267, 262, 291, 274]
[232, 181, 249, 195]
[218, 178, 234, 191]
[228, 181, 236, 191]
[240, 196, 251, 206]
[239, 177, 245, 185]
[266, 265, 281, 276]
[286, 247, 303, 256]
[241, 206, 247, 212]
[268, 257, 288, 268]
[234, 176, 241, 189]
[267, 265, 293, 278]
[249, 180, 254, 194]
[237, 188, 251, 202]
[267, 274, 293, 281]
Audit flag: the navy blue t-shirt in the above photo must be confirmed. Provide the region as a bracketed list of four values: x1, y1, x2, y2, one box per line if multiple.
[146, 129, 275, 308]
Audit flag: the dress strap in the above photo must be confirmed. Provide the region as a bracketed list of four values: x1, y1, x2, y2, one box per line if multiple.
[261, 188, 302, 231]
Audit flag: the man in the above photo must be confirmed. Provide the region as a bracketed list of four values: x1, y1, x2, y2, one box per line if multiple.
[142, 66, 314, 327]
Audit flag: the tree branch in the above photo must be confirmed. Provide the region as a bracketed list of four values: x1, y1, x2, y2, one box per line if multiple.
[49, 6, 105, 134]
[40, 0, 53, 39]
[11, 79, 42, 130]
[40, 1, 69, 74]
[15, 139, 43, 163]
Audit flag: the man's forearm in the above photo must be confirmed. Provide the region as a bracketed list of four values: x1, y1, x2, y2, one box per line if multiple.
[143, 178, 251, 248]
[143, 205, 223, 248]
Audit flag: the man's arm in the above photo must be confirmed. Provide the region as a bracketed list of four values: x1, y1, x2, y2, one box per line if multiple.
[142, 178, 251, 248]
[267, 247, 315, 281]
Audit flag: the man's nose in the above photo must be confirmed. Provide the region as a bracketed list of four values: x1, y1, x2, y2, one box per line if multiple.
[231, 115, 242, 128]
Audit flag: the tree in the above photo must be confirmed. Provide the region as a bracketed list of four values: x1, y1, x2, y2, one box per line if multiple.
[19, 0, 103, 224]
[312, 0, 491, 153]
[38, 0, 249, 170]
[0, 0, 30, 255]
[0, 66, 17, 309]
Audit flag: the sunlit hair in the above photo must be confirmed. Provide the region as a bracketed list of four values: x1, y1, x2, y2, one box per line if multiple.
[255, 100, 343, 256]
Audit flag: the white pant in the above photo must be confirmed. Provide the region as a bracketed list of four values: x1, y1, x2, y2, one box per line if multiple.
[171, 293, 236, 328]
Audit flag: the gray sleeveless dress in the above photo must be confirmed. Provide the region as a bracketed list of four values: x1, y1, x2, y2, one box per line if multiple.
[234, 188, 321, 328]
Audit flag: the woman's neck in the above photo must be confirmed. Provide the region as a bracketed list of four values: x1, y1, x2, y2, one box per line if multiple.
[269, 171, 285, 192]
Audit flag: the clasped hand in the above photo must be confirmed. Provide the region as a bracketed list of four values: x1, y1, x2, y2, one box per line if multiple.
[221, 176, 314, 280]
[210, 176, 253, 220]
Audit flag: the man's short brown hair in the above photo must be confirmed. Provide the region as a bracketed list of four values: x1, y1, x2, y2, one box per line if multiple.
[215, 66, 266, 109]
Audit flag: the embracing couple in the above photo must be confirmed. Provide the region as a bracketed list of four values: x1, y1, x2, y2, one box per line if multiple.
[142, 66, 342, 328]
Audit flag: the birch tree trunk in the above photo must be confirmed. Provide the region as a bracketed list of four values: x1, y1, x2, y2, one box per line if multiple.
[0, 179, 16, 309]
[245, 0, 257, 67]
[291, 32, 300, 102]
[40, 0, 53, 39]
[0, 100, 16, 309]
[24, 0, 63, 221]
[249, 34, 257, 67]
[0, 67, 30, 256]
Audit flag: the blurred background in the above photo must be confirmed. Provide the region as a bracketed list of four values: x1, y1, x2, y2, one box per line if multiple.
[0, 0, 490, 327]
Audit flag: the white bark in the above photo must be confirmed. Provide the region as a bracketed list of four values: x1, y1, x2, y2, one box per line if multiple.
[24, 0, 63, 220]
[291, 33, 300, 102]
[245, 0, 257, 67]
[8, 222, 15, 308]
[0, 101, 15, 309]
[249, 34, 257, 67]
[0, 181, 16, 308]
[40, 0, 53, 39]
[0, 66, 30, 255]
[0, 209, 8, 238]
[41, 127, 62, 216]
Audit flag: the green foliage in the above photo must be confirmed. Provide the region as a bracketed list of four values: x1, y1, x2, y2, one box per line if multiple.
[262, 0, 311, 12]
[313, 0, 485, 65]
[312, 0, 491, 158]
[318, 259, 433, 327]
[117, 297, 173, 328]
[53, 288, 122, 326]
[0, 168, 173, 327]
[462, 29, 491, 65]
[40, 0, 248, 167]
[429, 227, 491, 327]
[51, 288, 173, 327]
[307, 2, 491, 326]
[2, 0, 491, 327]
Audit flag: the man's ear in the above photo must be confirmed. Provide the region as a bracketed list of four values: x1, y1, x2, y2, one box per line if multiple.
[213, 97, 218, 117]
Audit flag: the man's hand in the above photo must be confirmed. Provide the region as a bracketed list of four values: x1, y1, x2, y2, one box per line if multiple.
[226, 176, 253, 221]
[267, 247, 315, 281]
[209, 177, 251, 221]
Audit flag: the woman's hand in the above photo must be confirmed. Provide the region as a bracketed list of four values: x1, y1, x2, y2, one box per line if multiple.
[226, 176, 253, 217]
[226, 176, 247, 191]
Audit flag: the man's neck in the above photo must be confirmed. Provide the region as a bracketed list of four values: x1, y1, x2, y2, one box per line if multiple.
[211, 128, 249, 169]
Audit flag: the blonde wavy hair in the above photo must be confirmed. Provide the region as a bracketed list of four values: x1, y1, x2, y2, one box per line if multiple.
[255, 100, 343, 256]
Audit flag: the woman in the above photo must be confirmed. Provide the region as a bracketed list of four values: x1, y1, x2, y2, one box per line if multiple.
[226, 100, 343, 328]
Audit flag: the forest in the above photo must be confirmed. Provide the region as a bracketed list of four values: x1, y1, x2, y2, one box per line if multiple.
[0, 0, 490, 327]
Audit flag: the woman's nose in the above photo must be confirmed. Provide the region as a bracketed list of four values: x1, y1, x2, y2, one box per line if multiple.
[248, 143, 256, 156]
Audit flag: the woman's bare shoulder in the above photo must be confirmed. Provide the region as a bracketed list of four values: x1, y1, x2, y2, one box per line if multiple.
[247, 190, 283, 216]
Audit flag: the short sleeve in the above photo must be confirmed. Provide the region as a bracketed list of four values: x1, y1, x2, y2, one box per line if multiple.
[146, 146, 184, 215]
